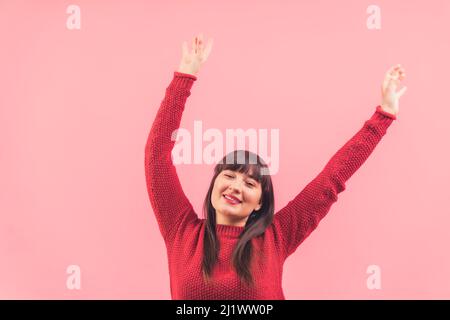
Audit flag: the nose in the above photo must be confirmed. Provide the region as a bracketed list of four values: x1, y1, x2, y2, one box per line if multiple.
[228, 179, 243, 193]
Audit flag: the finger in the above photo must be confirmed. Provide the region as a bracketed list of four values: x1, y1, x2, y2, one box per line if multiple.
[386, 65, 397, 76]
[390, 67, 400, 80]
[192, 36, 197, 54]
[202, 37, 214, 61]
[388, 64, 402, 77]
[392, 65, 405, 78]
[384, 66, 396, 88]
[198, 33, 204, 52]
[397, 86, 407, 97]
[196, 36, 199, 54]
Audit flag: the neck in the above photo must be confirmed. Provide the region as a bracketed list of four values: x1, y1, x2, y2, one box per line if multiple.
[215, 213, 248, 227]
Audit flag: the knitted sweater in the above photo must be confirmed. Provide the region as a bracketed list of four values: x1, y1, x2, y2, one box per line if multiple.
[144, 71, 396, 300]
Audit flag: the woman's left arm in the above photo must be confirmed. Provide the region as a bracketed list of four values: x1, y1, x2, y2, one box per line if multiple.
[272, 65, 407, 259]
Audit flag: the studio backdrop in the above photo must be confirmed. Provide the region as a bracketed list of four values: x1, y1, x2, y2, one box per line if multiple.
[1, 0, 449, 299]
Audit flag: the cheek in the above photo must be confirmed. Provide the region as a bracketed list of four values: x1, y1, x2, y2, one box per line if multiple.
[212, 179, 225, 199]
[245, 189, 262, 204]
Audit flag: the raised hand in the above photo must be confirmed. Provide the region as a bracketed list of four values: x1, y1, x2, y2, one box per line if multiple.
[381, 64, 407, 115]
[177, 33, 214, 77]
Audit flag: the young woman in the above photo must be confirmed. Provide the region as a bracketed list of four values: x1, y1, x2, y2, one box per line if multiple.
[144, 34, 406, 300]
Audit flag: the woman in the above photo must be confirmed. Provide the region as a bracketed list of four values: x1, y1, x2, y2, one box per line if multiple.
[144, 34, 406, 300]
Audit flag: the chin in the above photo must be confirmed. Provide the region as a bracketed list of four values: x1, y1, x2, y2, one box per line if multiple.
[219, 206, 244, 218]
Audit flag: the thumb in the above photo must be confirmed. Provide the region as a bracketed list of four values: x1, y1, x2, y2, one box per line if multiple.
[398, 86, 407, 97]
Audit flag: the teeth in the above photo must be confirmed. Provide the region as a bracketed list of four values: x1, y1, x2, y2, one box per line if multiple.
[224, 195, 240, 203]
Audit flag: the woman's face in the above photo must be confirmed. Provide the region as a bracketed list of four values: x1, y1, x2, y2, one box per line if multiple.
[211, 169, 262, 227]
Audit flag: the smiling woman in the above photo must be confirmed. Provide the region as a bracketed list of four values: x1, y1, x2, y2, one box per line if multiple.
[201, 149, 275, 287]
[213, 168, 263, 227]
[144, 33, 405, 299]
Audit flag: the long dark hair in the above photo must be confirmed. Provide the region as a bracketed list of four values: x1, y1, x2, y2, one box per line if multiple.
[201, 150, 275, 287]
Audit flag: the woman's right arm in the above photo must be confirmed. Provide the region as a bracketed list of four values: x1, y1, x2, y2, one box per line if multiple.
[144, 34, 213, 243]
[145, 71, 198, 243]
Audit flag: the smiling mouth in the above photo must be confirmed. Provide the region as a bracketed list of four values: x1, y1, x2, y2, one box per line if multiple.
[223, 194, 242, 205]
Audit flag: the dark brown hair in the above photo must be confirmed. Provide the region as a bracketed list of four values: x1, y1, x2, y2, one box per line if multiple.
[201, 150, 275, 287]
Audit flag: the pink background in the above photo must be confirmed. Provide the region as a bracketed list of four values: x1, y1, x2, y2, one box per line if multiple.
[1, 0, 450, 299]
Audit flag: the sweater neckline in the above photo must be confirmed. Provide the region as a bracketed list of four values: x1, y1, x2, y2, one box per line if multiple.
[215, 223, 244, 238]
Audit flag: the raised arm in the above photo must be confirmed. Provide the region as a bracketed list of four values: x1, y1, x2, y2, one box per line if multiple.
[144, 34, 213, 243]
[273, 65, 407, 259]
[145, 71, 197, 243]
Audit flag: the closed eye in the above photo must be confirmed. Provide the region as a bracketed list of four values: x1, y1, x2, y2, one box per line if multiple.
[224, 173, 256, 187]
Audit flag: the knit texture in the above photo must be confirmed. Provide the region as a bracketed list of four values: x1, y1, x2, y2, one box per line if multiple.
[144, 71, 396, 300]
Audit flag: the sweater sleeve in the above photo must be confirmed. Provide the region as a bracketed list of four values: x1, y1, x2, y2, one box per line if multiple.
[144, 71, 199, 243]
[273, 105, 396, 259]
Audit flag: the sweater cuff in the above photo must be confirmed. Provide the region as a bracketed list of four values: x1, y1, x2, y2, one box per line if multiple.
[375, 105, 397, 120]
[171, 71, 197, 90]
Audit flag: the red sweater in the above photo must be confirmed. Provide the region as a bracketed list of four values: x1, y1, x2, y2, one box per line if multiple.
[144, 71, 396, 300]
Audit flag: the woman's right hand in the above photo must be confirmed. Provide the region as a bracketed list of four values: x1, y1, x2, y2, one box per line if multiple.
[177, 33, 213, 77]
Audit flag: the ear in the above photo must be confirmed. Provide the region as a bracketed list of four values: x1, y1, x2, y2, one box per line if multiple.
[255, 203, 262, 211]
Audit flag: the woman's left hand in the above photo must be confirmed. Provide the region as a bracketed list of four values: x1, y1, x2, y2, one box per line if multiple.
[381, 64, 407, 115]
